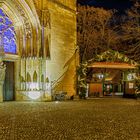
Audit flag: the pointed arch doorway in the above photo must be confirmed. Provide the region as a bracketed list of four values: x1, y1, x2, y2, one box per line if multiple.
[0, 8, 17, 101]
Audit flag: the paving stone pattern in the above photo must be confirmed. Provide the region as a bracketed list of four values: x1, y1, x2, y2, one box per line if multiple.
[0, 98, 139, 140]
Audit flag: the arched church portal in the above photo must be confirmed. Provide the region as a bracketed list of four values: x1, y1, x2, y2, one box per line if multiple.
[0, 8, 17, 101]
[0, 0, 51, 102]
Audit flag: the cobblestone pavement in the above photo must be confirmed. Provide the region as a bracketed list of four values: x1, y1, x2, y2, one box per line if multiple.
[0, 98, 139, 140]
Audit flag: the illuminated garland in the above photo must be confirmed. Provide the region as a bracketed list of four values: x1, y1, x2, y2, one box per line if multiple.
[77, 49, 140, 97]
[88, 49, 137, 65]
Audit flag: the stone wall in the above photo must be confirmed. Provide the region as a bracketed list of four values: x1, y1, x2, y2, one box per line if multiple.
[46, 1, 77, 96]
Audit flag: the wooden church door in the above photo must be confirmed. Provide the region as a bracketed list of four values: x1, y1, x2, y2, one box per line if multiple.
[3, 61, 15, 101]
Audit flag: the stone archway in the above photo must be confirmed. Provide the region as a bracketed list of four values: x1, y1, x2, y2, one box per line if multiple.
[0, 5, 19, 101]
[0, 0, 77, 102]
[0, 0, 49, 102]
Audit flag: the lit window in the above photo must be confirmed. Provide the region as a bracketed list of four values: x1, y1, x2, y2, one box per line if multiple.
[0, 9, 16, 54]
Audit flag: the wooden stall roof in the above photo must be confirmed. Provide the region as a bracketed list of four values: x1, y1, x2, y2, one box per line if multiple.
[88, 62, 136, 69]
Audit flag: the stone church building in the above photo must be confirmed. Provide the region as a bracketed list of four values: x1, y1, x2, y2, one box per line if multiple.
[0, 0, 77, 101]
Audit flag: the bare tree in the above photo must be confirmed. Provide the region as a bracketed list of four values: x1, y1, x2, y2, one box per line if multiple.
[121, 1, 140, 63]
[77, 5, 120, 62]
[77, 1, 140, 63]
[77, 2, 140, 97]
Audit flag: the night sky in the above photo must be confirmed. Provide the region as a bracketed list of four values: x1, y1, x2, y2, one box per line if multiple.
[77, 0, 134, 10]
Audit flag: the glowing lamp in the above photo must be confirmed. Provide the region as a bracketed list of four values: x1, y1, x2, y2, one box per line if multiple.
[127, 73, 136, 81]
[98, 74, 104, 79]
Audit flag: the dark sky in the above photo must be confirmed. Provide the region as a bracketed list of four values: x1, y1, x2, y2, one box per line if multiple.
[77, 0, 134, 10]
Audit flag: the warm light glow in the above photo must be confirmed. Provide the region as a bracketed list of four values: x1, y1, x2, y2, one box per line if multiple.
[127, 73, 136, 81]
[28, 92, 41, 100]
[26, 82, 39, 90]
[98, 74, 104, 79]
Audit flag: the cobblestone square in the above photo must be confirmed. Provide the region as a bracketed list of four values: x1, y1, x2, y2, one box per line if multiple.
[0, 98, 139, 140]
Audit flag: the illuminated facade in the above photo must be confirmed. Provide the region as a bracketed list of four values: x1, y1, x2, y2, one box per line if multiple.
[0, 0, 76, 102]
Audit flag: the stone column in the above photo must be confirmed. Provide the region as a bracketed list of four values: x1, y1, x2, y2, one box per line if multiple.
[0, 81, 4, 102]
[0, 61, 6, 102]
[14, 60, 21, 100]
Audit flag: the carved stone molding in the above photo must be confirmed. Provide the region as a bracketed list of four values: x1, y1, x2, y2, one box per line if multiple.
[38, 9, 51, 28]
[9, 0, 32, 38]
[14, 2, 32, 38]
[0, 61, 6, 83]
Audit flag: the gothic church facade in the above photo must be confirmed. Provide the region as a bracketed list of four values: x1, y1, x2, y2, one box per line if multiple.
[0, 0, 76, 101]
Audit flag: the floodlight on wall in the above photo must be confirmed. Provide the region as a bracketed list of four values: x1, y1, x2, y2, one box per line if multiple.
[28, 91, 41, 100]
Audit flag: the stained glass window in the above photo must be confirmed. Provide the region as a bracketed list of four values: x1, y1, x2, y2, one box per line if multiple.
[0, 9, 16, 54]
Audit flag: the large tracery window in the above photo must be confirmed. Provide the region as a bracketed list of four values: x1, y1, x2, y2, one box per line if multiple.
[0, 9, 16, 54]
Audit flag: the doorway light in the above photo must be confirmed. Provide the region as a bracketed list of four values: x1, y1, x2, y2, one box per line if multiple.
[28, 91, 41, 100]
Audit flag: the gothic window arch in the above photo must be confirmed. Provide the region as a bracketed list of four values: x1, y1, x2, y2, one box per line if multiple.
[0, 8, 16, 54]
